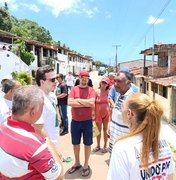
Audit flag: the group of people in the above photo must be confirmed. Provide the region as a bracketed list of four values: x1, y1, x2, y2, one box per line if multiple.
[0, 65, 175, 179]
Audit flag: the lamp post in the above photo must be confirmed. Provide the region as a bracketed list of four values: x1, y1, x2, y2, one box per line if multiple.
[112, 45, 121, 73]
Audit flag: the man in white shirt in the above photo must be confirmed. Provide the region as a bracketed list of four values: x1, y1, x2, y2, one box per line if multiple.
[65, 71, 75, 92]
[33, 65, 61, 150]
[0, 79, 21, 124]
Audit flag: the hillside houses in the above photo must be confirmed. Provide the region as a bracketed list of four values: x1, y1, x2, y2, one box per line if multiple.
[0, 29, 93, 79]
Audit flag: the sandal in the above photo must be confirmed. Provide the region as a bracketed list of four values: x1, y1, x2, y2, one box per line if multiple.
[92, 147, 100, 152]
[82, 166, 91, 177]
[101, 148, 108, 153]
[63, 157, 73, 163]
[68, 165, 82, 174]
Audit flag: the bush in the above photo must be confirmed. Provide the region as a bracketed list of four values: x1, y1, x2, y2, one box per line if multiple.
[11, 71, 32, 85]
[20, 51, 35, 66]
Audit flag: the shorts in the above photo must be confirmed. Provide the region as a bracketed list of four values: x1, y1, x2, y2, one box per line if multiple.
[71, 120, 93, 146]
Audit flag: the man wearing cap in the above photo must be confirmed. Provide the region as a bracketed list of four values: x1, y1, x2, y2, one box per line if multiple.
[75, 70, 93, 87]
[68, 70, 96, 177]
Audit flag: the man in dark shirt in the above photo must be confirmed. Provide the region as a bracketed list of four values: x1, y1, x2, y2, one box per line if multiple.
[56, 73, 69, 136]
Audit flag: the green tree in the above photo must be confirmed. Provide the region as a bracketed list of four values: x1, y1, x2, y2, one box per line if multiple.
[13, 40, 35, 65]
[93, 60, 105, 68]
[45, 57, 55, 67]
[0, 2, 12, 31]
[11, 19, 53, 43]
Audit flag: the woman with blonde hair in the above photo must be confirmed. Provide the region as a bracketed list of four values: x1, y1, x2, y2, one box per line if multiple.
[107, 93, 175, 180]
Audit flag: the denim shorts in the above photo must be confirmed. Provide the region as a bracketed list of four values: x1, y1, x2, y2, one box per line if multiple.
[71, 120, 93, 145]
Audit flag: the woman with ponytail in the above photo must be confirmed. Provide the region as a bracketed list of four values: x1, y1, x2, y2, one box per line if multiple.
[107, 93, 175, 180]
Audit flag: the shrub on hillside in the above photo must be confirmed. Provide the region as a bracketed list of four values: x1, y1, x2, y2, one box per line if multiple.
[11, 71, 32, 85]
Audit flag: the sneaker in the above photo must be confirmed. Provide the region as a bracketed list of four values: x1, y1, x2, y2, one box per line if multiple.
[60, 130, 68, 136]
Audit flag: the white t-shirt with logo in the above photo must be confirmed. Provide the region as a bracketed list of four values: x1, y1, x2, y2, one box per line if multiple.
[0, 97, 12, 124]
[35, 94, 60, 148]
[107, 133, 175, 180]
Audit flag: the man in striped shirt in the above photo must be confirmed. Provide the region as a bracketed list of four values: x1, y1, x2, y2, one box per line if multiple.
[0, 86, 63, 179]
[109, 71, 134, 154]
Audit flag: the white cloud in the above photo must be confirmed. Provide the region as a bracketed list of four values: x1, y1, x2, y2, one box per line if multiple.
[29, 4, 40, 13]
[1, 0, 40, 13]
[19, 3, 40, 13]
[38, 0, 98, 17]
[10, 3, 18, 11]
[147, 15, 164, 24]
[0, 0, 13, 3]
[105, 11, 112, 19]
[38, 0, 80, 16]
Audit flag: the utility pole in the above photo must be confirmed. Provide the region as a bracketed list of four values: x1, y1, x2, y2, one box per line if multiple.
[152, 24, 155, 79]
[112, 45, 121, 73]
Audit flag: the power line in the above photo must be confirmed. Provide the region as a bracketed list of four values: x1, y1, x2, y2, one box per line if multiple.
[136, 0, 172, 47]
[120, 0, 172, 60]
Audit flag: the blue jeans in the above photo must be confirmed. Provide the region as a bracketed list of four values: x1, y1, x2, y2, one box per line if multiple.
[59, 104, 68, 131]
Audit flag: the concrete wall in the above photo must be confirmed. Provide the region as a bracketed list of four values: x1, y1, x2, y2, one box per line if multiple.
[148, 82, 172, 122]
[0, 50, 30, 81]
[56, 53, 68, 76]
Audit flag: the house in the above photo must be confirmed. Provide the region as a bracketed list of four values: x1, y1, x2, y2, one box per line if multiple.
[0, 49, 29, 82]
[0, 29, 93, 78]
[139, 44, 176, 125]
[118, 59, 157, 87]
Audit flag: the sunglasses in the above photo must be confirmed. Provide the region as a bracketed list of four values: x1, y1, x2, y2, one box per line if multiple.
[46, 77, 56, 82]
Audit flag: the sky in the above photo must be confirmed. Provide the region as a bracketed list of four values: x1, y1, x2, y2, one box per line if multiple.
[0, 0, 176, 65]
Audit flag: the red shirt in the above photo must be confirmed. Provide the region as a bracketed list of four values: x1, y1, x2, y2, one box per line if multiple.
[69, 86, 96, 121]
[0, 116, 61, 179]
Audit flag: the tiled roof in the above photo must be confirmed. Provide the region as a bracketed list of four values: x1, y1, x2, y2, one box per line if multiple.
[149, 76, 176, 87]
[119, 59, 156, 69]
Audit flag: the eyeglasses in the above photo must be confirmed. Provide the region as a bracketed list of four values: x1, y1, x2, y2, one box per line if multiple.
[46, 77, 56, 82]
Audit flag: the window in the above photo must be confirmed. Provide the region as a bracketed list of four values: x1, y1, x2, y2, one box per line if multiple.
[151, 82, 158, 93]
[58, 49, 61, 53]
[159, 85, 168, 98]
[158, 52, 168, 67]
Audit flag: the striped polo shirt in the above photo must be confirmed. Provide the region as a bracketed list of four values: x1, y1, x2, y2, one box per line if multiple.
[109, 88, 134, 154]
[0, 116, 61, 179]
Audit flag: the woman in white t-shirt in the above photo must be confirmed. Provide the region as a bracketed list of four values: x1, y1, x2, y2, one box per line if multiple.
[107, 93, 175, 180]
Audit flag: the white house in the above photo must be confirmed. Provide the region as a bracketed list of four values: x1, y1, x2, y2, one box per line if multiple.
[0, 50, 30, 82]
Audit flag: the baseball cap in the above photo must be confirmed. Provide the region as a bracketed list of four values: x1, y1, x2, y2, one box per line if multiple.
[120, 68, 130, 73]
[79, 71, 89, 77]
[101, 77, 110, 84]
[108, 72, 115, 76]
